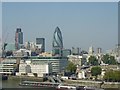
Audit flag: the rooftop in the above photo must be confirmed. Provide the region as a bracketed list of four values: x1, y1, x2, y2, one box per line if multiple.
[7, 56, 68, 60]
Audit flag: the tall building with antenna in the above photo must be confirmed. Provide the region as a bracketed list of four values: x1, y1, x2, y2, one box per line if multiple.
[15, 28, 23, 50]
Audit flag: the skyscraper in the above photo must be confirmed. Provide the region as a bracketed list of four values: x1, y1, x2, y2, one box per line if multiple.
[15, 28, 23, 50]
[36, 38, 45, 53]
[97, 47, 102, 54]
[88, 46, 94, 55]
[52, 27, 63, 56]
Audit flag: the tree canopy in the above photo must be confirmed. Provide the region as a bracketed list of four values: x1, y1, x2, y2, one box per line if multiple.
[88, 56, 99, 66]
[102, 54, 117, 65]
[103, 70, 120, 82]
[91, 66, 102, 77]
[66, 61, 77, 73]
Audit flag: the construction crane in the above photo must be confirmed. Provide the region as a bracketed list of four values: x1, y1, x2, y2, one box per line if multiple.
[1, 32, 9, 58]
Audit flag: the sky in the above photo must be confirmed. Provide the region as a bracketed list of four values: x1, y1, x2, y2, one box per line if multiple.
[2, 2, 118, 52]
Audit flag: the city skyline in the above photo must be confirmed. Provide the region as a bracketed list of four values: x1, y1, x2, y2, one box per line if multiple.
[2, 2, 118, 52]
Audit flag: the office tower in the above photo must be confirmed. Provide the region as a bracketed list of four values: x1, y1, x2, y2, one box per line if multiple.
[35, 38, 45, 53]
[89, 46, 94, 55]
[52, 27, 63, 56]
[97, 47, 102, 54]
[15, 28, 23, 50]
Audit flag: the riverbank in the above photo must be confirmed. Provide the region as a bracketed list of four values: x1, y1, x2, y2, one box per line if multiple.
[8, 76, 43, 82]
[101, 82, 120, 89]
[64, 79, 120, 89]
[7, 76, 120, 89]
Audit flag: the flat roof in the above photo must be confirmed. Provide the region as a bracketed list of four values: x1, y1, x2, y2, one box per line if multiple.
[6, 56, 68, 59]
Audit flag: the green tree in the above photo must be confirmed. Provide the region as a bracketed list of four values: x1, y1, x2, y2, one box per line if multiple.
[103, 70, 120, 82]
[102, 54, 117, 65]
[66, 61, 77, 73]
[109, 56, 117, 65]
[91, 66, 102, 80]
[88, 56, 99, 66]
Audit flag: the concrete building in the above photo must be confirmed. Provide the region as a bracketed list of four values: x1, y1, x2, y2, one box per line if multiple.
[78, 70, 86, 79]
[31, 56, 68, 73]
[31, 63, 52, 77]
[18, 60, 31, 74]
[13, 49, 31, 56]
[62, 49, 71, 57]
[68, 55, 86, 66]
[17, 56, 68, 77]
[36, 38, 45, 53]
[0, 59, 17, 75]
[18, 60, 52, 77]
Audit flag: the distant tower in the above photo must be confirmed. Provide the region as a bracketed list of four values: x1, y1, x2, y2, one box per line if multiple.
[52, 27, 63, 56]
[97, 47, 102, 54]
[115, 44, 120, 57]
[25, 41, 30, 50]
[35, 38, 45, 53]
[89, 46, 94, 55]
[15, 28, 23, 50]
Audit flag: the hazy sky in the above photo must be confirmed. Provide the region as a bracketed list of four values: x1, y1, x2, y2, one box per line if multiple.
[2, 2, 118, 52]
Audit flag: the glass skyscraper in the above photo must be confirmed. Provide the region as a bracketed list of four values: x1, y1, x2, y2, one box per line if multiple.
[15, 28, 23, 50]
[52, 27, 63, 56]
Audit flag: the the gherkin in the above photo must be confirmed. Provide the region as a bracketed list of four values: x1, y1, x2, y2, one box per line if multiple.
[52, 27, 63, 56]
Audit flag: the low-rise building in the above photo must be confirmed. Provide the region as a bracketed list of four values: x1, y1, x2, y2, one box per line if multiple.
[78, 70, 86, 79]
[0, 59, 17, 75]
[68, 55, 81, 65]
[30, 56, 68, 73]
[18, 59, 52, 77]
[13, 49, 31, 56]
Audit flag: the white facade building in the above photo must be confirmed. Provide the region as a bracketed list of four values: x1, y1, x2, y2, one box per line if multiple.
[19, 60, 31, 74]
[31, 56, 68, 73]
[31, 63, 51, 77]
[68, 55, 82, 65]
[18, 59, 52, 77]
[89, 46, 94, 55]
[14, 49, 31, 56]
[78, 70, 86, 79]
[0, 59, 17, 74]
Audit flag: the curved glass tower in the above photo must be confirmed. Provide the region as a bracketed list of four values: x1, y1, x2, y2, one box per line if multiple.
[52, 27, 63, 56]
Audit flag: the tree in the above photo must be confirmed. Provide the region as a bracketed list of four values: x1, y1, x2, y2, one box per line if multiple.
[88, 56, 99, 66]
[103, 70, 120, 82]
[66, 61, 77, 73]
[91, 66, 102, 80]
[109, 56, 117, 65]
[102, 54, 117, 65]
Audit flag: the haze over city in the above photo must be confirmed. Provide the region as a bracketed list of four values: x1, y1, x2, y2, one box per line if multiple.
[2, 2, 118, 52]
